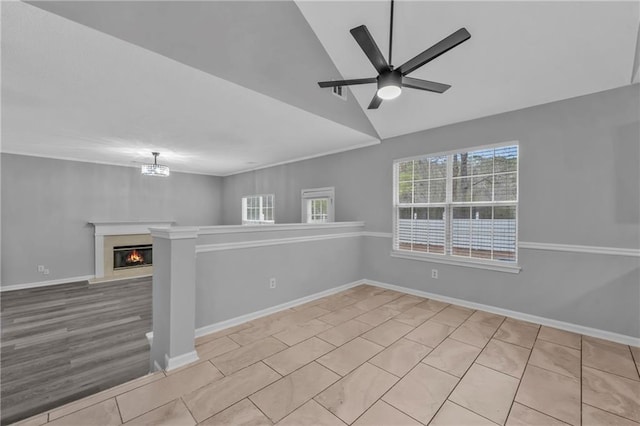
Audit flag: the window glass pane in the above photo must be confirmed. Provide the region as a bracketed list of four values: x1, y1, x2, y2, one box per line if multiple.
[471, 206, 493, 259]
[452, 177, 471, 202]
[398, 182, 413, 203]
[470, 149, 494, 176]
[397, 207, 413, 251]
[494, 206, 517, 261]
[472, 176, 493, 202]
[429, 179, 446, 203]
[430, 156, 447, 179]
[427, 207, 445, 254]
[412, 207, 428, 253]
[414, 159, 429, 180]
[414, 181, 428, 203]
[452, 153, 470, 177]
[495, 172, 517, 201]
[495, 146, 518, 173]
[452, 206, 471, 257]
[399, 161, 413, 181]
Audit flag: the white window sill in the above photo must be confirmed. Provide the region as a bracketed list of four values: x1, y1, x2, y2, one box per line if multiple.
[390, 250, 521, 274]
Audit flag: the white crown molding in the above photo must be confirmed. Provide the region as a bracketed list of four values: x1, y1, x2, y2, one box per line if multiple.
[196, 232, 363, 253]
[519, 241, 640, 257]
[0, 275, 95, 292]
[197, 221, 365, 235]
[364, 279, 640, 347]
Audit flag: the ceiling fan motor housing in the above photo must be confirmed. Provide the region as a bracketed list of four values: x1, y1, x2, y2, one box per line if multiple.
[377, 70, 403, 99]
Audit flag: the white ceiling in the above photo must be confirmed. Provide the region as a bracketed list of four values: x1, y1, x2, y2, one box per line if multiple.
[2, 1, 639, 175]
[296, 1, 640, 139]
[1, 1, 378, 176]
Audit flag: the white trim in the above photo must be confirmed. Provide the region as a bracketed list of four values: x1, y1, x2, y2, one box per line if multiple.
[196, 232, 362, 253]
[221, 139, 380, 177]
[362, 231, 393, 238]
[197, 221, 365, 235]
[520, 241, 640, 258]
[164, 351, 199, 371]
[364, 279, 640, 347]
[194, 280, 363, 338]
[390, 250, 522, 274]
[150, 227, 199, 240]
[0, 275, 95, 292]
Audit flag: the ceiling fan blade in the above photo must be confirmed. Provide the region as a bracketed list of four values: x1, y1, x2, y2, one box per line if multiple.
[397, 28, 471, 76]
[350, 25, 390, 74]
[402, 77, 451, 93]
[368, 94, 383, 110]
[318, 78, 377, 88]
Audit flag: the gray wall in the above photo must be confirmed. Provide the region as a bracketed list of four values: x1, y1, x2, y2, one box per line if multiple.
[1, 154, 223, 286]
[222, 84, 640, 337]
[194, 224, 364, 328]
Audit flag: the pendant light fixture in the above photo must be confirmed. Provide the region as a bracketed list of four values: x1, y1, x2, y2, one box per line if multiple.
[141, 152, 170, 177]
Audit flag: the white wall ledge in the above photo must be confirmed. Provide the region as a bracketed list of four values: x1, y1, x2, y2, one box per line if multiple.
[197, 221, 365, 235]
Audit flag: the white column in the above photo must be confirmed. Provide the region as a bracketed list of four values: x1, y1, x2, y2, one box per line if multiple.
[149, 227, 199, 371]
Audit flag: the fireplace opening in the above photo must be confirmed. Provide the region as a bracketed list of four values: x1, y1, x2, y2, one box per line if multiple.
[113, 244, 152, 270]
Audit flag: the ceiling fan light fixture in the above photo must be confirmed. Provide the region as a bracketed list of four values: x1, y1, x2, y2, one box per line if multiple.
[376, 71, 402, 100]
[141, 152, 170, 177]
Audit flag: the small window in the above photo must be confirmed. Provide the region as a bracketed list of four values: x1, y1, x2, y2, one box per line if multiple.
[302, 187, 335, 223]
[242, 194, 274, 224]
[393, 143, 518, 264]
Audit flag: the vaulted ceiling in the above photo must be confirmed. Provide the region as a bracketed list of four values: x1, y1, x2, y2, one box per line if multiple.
[2, 1, 638, 175]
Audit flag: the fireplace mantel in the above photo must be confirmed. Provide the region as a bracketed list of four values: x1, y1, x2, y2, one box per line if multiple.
[90, 221, 175, 279]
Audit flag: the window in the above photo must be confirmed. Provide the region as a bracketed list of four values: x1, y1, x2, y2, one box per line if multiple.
[301, 187, 335, 223]
[393, 143, 518, 265]
[242, 194, 274, 224]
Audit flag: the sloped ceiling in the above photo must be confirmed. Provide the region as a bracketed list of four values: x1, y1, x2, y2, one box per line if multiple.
[2, 1, 378, 176]
[2, 1, 639, 175]
[297, 1, 639, 139]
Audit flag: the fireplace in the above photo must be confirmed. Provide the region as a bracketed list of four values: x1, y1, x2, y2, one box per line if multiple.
[113, 244, 152, 270]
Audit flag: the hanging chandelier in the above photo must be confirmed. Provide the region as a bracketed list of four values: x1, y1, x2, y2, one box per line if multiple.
[141, 152, 170, 177]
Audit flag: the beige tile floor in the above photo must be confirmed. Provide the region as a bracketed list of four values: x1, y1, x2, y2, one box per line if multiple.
[14, 284, 640, 426]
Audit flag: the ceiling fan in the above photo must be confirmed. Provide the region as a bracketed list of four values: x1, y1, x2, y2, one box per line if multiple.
[318, 0, 471, 109]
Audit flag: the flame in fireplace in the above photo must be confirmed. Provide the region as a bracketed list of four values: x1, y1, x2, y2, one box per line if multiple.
[126, 249, 144, 264]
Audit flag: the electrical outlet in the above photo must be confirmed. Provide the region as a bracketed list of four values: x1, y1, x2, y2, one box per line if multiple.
[269, 278, 276, 289]
[431, 269, 438, 279]
[38, 265, 45, 272]
[43, 269, 50, 275]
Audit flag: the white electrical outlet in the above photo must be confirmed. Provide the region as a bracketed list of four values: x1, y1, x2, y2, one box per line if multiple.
[431, 269, 438, 279]
[269, 278, 276, 289]
[43, 269, 50, 275]
[38, 265, 45, 272]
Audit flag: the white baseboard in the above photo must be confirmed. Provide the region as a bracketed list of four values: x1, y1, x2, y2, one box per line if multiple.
[164, 351, 199, 371]
[194, 279, 363, 338]
[0, 275, 95, 292]
[364, 279, 640, 347]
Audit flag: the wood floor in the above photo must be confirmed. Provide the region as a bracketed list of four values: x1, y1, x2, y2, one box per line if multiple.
[1, 277, 152, 425]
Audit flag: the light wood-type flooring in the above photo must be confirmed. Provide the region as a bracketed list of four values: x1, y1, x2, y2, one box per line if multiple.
[1, 277, 151, 425]
[11, 283, 640, 426]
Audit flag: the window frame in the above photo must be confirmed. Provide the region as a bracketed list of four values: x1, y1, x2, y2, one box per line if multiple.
[242, 194, 275, 225]
[301, 187, 335, 224]
[392, 142, 521, 273]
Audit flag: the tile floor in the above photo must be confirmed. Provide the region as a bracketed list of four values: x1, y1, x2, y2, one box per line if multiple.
[13, 284, 640, 426]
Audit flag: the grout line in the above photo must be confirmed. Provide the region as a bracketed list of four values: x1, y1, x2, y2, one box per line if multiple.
[179, 396, 199, 425]
[582, 402, 640, 424]
[504, 324, 541, 423]
[113, 397, 124, 424]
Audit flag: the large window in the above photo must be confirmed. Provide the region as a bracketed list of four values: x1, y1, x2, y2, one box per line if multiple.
[242, 194, 274, 224]
[393, 143, 518, 265]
